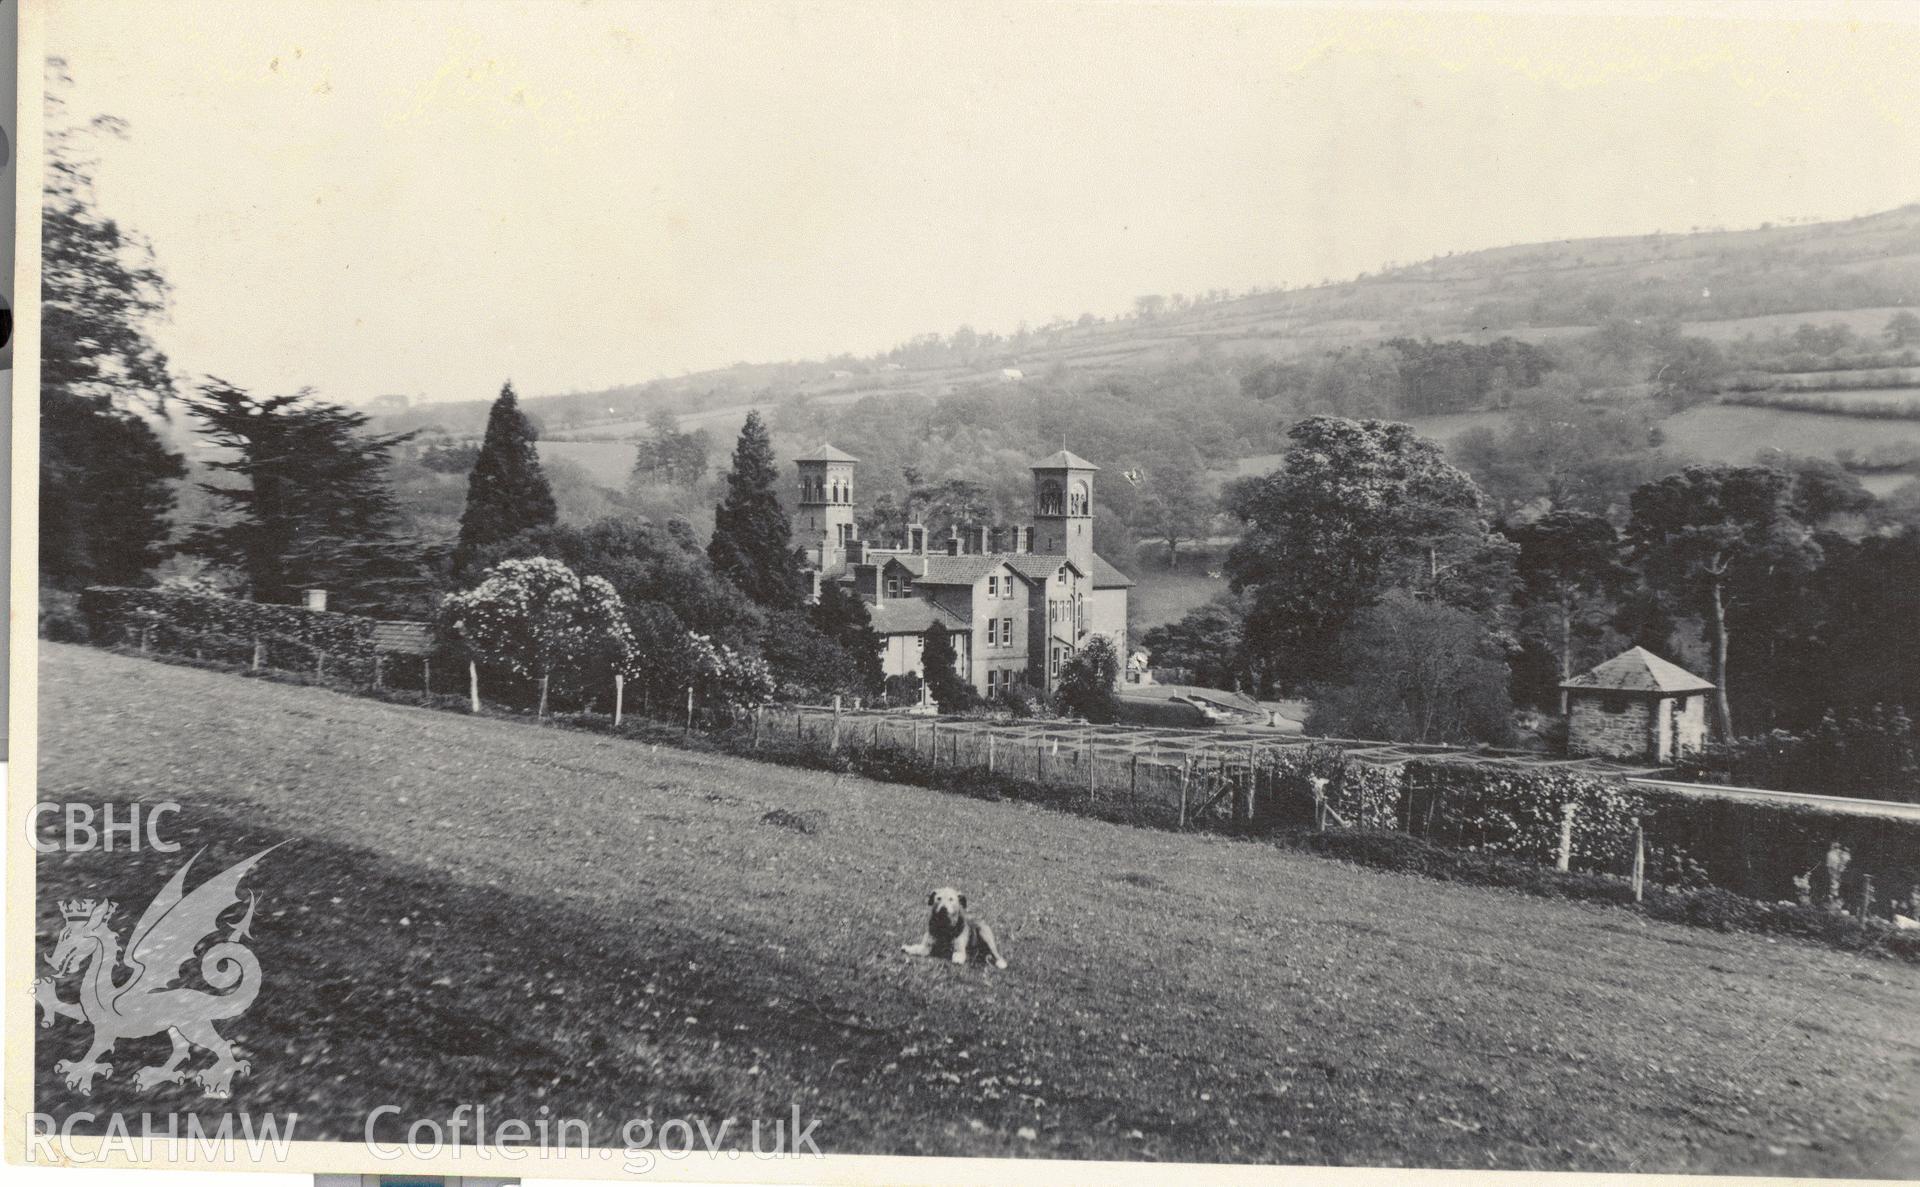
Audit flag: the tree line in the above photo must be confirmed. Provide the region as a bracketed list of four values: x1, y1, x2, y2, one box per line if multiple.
[1143, 415, 1919, 799]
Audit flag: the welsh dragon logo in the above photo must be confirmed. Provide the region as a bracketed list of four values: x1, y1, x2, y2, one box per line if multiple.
[34, 845, 281, 1098]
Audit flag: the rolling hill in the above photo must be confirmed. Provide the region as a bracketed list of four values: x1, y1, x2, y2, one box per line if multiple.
[373, 203, 1920, 444]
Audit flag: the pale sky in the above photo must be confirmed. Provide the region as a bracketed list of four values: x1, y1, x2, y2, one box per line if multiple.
[42, 0, 1920, 406]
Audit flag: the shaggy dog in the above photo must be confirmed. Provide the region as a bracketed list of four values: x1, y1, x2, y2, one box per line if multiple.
[902, 886, 1008, 969]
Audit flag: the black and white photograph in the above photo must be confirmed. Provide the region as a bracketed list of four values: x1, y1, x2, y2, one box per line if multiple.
[10, 1, 1920, 1182]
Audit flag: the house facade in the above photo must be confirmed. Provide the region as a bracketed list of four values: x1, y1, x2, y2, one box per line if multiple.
[798, 447, 1132, 698]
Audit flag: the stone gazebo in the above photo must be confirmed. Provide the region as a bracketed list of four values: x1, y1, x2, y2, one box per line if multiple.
[1561, 646, 1715, 765]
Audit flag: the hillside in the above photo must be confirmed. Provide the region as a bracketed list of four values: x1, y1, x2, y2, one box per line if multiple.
[374, 204, 1920, 442]
[36, 644, 1920, 1174]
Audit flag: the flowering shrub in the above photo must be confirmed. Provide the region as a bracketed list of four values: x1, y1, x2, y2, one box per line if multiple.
[439, 558, 632, 712]
[686, 632, 774, 713]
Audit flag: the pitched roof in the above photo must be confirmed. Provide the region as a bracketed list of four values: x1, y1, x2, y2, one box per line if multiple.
[867, 599, 969, 635]
[1030, 449, 1099, 472]
[1003, 554, 1085, 582]
[915, 555, 1003, 585]
[1090, 554, 1134, 588]
[1561, 647, 1716, 694]
[793, 443, 858, 463]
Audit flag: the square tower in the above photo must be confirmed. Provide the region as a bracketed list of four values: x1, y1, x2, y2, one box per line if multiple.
[1031, 449, 1097, 573]
[795, 445, 858, 573]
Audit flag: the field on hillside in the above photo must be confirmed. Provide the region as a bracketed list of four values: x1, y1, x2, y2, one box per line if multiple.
[33, 645, 1920, 1175]
[1658, 405, 1920, 494]
[536, 439, 637, 488]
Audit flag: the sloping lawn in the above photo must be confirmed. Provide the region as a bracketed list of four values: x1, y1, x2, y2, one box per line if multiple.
[33, 644, 1920, 1174]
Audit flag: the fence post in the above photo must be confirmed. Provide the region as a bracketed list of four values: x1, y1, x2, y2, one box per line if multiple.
[872, 717, 880, 748]
[831, 695, 842, 753]
[468, 661, 481, 713]
[1859, 874, 1876, 920]
[316, 651, 327, 680]
[1130, 753, 1139, 802]
[422, 657, 432, 702]
[1630, 816, 1645, 903]
[987, 731, 996, 773]
[1557, 802, 1577, 872]
[751, 704, 761, 749]
[1037, 738, 1046, 784]
[251, 638, 264, 672]
[1246, 747, 1258, 823]
[685, 685, 694, 737]
[931, 721, 940, 768]
[1087, 738, 1097, 802]
[372, 654, 383, 689]
[613, 673, 625, 728]
[911, 720, 919, 759]
[1178, 757, 1190, 828]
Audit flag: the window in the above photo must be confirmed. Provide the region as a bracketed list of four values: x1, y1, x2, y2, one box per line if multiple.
[1002, 617, 1013, 647]
[1601, 694, 1629, 714]
[987, 669, 1000, 695]
[1050, 647, 1061, 678]
[885, 576, 900, 598]
[987, 575, 999, 597]
[986, 619, 998, 646]
[1003, 576, 1015, 600]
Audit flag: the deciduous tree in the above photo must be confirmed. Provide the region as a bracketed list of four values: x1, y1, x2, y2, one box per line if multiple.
[1225, 416, 1498, 688]
[1055, 635, 1120, 723]
[1627, 465, 1810, 740]
[39, 61, 186, 589]
[921, 622, 967, 710]
[1507, 511, 1627, 710]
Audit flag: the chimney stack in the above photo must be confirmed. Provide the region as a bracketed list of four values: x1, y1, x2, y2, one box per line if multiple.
[945, 536, 960, 557]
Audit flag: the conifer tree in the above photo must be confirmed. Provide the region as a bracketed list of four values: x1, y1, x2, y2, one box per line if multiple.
[706, 411, 805, 609]
[921, 622, 968, 711]
[183, 381, 422, 611]
[454, 381, 556, 577]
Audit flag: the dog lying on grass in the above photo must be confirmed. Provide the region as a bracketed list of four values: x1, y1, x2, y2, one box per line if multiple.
[902, 886, 1008, 969]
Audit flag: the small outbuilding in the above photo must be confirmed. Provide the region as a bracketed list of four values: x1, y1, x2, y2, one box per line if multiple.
[1561, 646, 1716, 765]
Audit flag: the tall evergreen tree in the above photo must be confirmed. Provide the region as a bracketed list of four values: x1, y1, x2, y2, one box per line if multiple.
[183, 381, 424, 611]
[707, 411, 805, 609]
[454, 381, 556, 577]
[39, 61, 186, 589]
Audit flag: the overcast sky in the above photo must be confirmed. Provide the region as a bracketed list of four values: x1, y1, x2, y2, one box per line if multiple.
[43, 0, 1920, 406]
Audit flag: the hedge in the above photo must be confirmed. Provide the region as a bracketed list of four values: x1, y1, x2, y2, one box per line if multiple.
[1253, 747, 1920, 916]
[80, 586, 384, 677]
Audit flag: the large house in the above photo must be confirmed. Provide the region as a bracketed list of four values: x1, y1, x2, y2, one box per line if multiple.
[795, 447, 1132, 698]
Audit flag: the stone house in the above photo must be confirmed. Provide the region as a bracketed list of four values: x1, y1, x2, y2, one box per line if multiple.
[1561, 646, 1715, 764]
[796, 446, 1132, 698]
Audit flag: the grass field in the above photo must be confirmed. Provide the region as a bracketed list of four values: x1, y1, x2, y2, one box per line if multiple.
[33, 645, 1920, 1173]
[1658, 405, 1920, 494]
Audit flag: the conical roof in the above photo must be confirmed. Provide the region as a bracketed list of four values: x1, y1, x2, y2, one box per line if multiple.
[1031, 449, 1099, 471]
[1560, 646, 1715, 694]
[794, 444, 858, 463]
